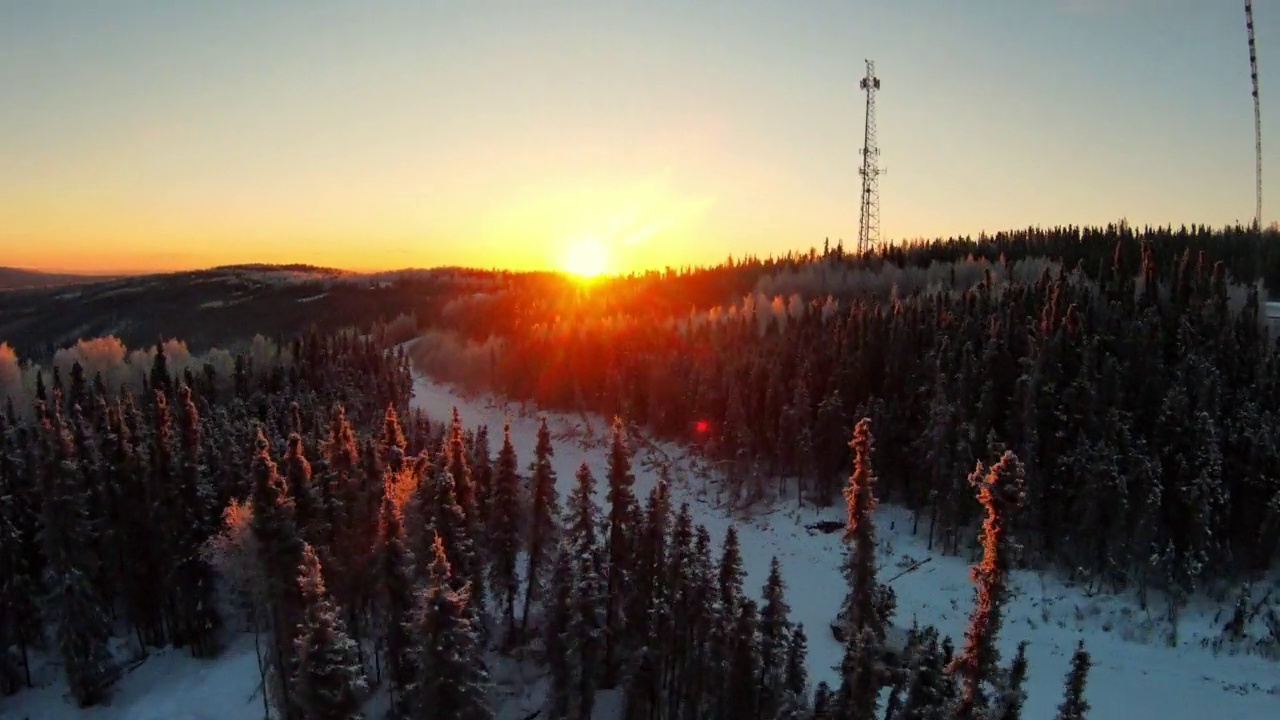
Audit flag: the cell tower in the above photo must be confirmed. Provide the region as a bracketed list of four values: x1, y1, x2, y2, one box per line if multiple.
[857, 60, 883, 255]
[1246, 0, 1262, 230]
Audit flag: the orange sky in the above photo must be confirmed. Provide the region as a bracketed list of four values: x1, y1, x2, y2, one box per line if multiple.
[1, 2, 1273, 276]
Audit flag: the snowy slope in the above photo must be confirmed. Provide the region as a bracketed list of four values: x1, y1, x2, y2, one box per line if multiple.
[408, 375, 1280, 720]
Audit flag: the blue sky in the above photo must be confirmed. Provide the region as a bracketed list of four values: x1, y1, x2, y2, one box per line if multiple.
[0, 1, 1273, 273]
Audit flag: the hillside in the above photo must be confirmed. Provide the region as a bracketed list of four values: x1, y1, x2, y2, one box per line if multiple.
[0, 265, 475, 359]
[0, 267, 111, 291]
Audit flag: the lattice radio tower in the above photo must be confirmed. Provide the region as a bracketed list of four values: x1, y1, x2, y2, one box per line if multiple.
[1246, 0, 1263, 231]
[857, 60, 883, 255]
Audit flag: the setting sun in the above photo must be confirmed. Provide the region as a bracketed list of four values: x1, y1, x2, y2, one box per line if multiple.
[561, 237, 611, 280]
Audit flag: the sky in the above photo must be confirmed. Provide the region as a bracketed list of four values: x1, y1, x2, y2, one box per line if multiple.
[1, 0, 1275, 275]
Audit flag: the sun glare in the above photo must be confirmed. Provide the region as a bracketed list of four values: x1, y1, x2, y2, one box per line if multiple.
[562, 237, 611, 280]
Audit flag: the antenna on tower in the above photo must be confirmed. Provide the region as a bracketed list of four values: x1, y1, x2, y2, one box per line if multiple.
[858, 60, 883, 255]
[1246, 0, 1263, 231]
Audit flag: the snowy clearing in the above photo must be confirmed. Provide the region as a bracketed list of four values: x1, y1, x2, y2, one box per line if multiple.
[409, 374, 1280, 720]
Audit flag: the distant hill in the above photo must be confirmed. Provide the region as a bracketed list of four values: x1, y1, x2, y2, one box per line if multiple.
[0, 263, 499, 359]
[0, 267, 113, 291]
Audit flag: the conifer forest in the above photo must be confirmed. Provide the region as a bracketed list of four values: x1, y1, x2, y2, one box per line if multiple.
[5, 223, 1280, 719]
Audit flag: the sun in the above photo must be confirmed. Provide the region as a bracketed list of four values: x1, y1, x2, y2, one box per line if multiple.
[561, 237, 611, 280]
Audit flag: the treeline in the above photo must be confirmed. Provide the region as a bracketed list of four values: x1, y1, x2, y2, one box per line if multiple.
[0, 328, 413, 707]
[0, 316, 420, 419]
[427, 224, 1280, 350]
[423, 226, 1280, 627]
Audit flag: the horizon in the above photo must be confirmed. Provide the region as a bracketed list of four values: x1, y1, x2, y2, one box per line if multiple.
[2, 1, 1275, 275]
[10, 218, 1269, 280]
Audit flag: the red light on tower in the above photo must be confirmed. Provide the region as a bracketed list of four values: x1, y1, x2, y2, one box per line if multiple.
[695, 419, 709, 434]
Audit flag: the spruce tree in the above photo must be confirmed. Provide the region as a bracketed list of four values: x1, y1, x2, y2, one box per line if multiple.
[379, 405, 408, 475]
[283, 432, 322, 546]
[291, 544, 368, 720]
[447, 407, 477, 524]
[379, 493, 416, 718]
[724, 597, 762, 720]
[777, 622, 811, 719]
[40, 405, 116, 707]
[628, 476, 671, 648]
[250, 426, 306, 716]
[544, 547, 575, 719]
[176, 386, 221, 650]
[951, 451, 1025, 720]
[321, 404, 359, 546]
[521, 417, 560, 640]
[488, 420, 522, 644]
[175, 385, 220, 656]
[69, 403, 112, 620]
[425, 457, 484, 616]
[1055, 641, 1091, 720]
[559, 461, 607, 719]
[997, 641, 1030, 720]
[758, 556, 793, 719]
[663, 503, 694, 700]
[706, 524, 746, 719]
[119, 394, 164, 646]
[604, 417, 638, 686]
[0, 411, 38, 693]
[899, 627, 952, 720]
[151, 390, 179, 646]
[150, 339, 171, 395]
[471, 424, 494, 534]
[834, 418, 894, 720]
[408, 532, 493, 720]
[679, 524, 717, 720]
[812, 682, 834, 720]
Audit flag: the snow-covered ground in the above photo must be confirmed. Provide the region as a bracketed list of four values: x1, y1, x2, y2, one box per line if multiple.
[1, 637, 264, 720]
[7, 371, 1279, 719]
[408, 375, 1280, 720]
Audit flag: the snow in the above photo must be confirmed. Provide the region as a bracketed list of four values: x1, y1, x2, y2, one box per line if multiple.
[8, 370, 1278, 719]
[0, 637, 265, 720]
[408, 374, 1280, 720]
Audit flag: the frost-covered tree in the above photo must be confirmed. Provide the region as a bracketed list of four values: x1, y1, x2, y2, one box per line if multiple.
[283, 432, 322, 547]
[488, 420, 522, 643]
[378, 493, 416, 718]
[446, 408, 476, 522]
[174, 385, 220, 656]
[521, 417, 560, 640]
[407, 532, 492, 720]
[379, 405, 408, 475]
[291, 544, 368, 720]
[250, 426, 306, 715]
[776, 622, 811, 719]
[557, 461, 608, 719]
[996, 641, 1030, 720]
[425, 457, 484, 616]
[1055, 641, 1091, 720]
[834, 418, 895, 720]
[951, 451, 1026, 720]
[40, 405, 116, 707]
[604, 417, 638, 686]
[758, 556, 793, 718]
[544, 548, 575, 719]
[900, 626, 953, 720]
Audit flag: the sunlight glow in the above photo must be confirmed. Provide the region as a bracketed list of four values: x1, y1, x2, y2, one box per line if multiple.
[561, 237, 611, 280]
